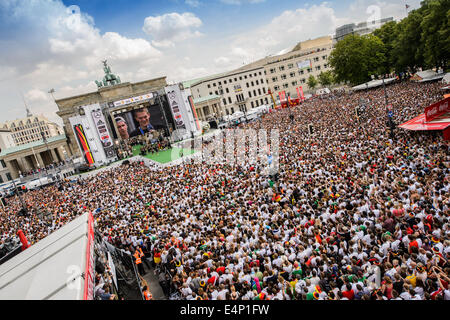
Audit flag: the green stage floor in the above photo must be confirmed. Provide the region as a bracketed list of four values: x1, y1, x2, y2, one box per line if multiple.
[132, 145, 197, 164]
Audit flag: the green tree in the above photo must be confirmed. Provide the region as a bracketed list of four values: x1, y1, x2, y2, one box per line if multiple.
[329, 34, 386, 86]
[419, 0, 450, 70]
[317, 70, 334, 87]
[373, 20, 398, 74]
[307, 75, 318, 90]
[391, 8, 425, 73]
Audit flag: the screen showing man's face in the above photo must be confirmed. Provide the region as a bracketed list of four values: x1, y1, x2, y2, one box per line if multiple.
[135, 110, 150, 128]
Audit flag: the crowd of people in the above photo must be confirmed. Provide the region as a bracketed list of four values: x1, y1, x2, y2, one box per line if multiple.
[0, 80, 448, 300]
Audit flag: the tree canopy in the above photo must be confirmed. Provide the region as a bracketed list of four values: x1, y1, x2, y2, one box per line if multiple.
[329, 0, 449, 85]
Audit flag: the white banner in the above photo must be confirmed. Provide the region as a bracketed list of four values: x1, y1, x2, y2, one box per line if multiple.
[297, 60, 311, 70]
[113, 93, 154, 108]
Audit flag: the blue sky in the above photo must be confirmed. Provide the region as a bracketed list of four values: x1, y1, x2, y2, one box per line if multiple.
[0, 0, 420, 125]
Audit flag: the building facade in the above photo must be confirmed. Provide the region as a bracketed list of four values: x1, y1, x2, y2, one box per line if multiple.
[186, 66, 270, 120]
[0, 135, 71, 179]
[261, 36, 333, 97]
[1, 115, 64, 146]
[184, 36, 334, 114]
[334, 17, 394, 43]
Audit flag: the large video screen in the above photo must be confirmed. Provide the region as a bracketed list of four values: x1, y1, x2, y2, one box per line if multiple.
[113, 104, 170, 140]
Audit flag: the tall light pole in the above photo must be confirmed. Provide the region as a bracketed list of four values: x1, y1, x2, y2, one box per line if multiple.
[381, 75, 395, 141]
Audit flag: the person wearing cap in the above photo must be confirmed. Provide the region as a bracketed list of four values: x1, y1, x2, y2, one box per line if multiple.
[115, 116, 129, 140]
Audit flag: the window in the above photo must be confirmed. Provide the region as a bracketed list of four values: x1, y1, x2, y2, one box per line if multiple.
[224, 80, 227, 84]
[292, 81, 298, 86]
[213, 83, 216, 87]
[6, 173, 12, 181]
[290, 72, 296, 78]
[209, 92, 213, 95]
[223, 98, 227, 105]
[249, 91, 252, 98]
[228, 97, 232, 103]
[226, 88, 229, 93]
[260, 98, 264, 105]
[270, 68, 276, 73]
[265, 97, 268, 104]
[229, 79, 232, 83]
[234, 78, 237, 81]
[279, 66, 285, 71]
[283, 83, 289, 89]
[253, 90, 257, 96]
[259, 72, 262, 75]
[215, 91, 219, 95]
[272, 77, 278, 82]
[255, 100, 259, 107]
[256, 80, 259, 85]
[239, 76, 242, 80]
[288, 63, 294, 69]
[231, 107, 234, 113]
[0, 160, 5, 168]
[218, 81, 221, 85]
[274, 85, 280, 91]
[248, 74, 252, 78]
[307, 68, 312, 73]
[258, 88, 261, 95]
[246, 83, 249, 88]
[315, 66, 321, 71]
[322, 55, 327, 60]
[226, 109, 230, 115]
[251, 81, 254, 86]
[281, 74, 287, 80]
[261, 78, 264, 84]
[324, 64, 328, 68]
[0, 176, 4, 183]
[314, 57, 319, 62]
[263, 88, 266, 94]
[254, 73, 257, 77]
[251, 101, 254, 108]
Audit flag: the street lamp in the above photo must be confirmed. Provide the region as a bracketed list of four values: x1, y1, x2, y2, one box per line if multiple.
[11, 178, 28, 216]
[381, 75, 395, 141]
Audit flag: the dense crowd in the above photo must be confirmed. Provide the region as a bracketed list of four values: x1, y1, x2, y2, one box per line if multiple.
[1, 80, 449, 300]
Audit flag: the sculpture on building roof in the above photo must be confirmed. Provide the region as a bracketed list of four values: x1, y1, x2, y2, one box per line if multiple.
[95, 60, 122, 88]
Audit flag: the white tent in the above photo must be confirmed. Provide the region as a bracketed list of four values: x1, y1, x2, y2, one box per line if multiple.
[0, 212, 95, 300]
[410, 70, 445, 82]
[352, 77, 396, 91]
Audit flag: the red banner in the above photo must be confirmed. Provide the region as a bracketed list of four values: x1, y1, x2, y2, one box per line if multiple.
[425, 97, 450, 122]
[299, 87, 304, 101]
[83, 212, 95, 300]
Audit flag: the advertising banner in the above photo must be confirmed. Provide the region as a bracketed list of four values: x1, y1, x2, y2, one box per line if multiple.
[165, 85, 187, 132]
[297, 60, 312, 70]
[425, 97, 450, 122]
[113, 93, 154, 108]
[91, 108, 115, 159]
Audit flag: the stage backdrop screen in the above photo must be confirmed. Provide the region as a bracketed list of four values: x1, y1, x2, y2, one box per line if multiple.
[113, 105, 169, 140]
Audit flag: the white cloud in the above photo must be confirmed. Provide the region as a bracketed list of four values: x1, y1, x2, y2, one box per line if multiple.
[185, 0, 201, 7]
[142, 12, 203, 47]
[221, 3, 338, 66]
[25, 89, 49, 103]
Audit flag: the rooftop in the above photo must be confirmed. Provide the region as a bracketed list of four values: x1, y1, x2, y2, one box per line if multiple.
[0, 134, 67, 157]
[193, 94, 221, 104]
